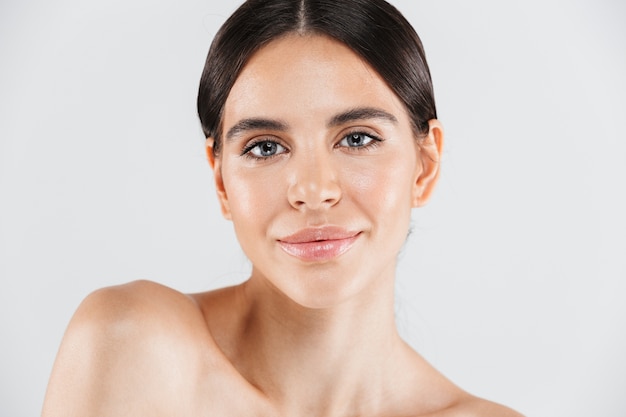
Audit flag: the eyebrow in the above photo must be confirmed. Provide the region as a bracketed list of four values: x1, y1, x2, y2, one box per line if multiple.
[225, 118, 289, 141]
[327, 107, 398, 127]
[224, 106, 398, 142]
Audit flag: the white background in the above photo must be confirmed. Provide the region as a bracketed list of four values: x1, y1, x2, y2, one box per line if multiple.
[1, 0, 625, 415]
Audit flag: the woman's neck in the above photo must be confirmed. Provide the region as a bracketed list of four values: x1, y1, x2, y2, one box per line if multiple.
[230, 267, 409, 417]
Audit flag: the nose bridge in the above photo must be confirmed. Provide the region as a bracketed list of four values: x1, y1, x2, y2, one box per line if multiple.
[287, 146, 341, 210]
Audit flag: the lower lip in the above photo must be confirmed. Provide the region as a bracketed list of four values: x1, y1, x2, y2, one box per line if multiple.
[278, 234, 360, 262]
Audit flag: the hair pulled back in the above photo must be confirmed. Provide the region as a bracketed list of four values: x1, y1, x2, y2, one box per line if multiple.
[198, 0, 437, 155]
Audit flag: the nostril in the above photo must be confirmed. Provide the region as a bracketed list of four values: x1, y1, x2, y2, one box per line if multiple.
[287, 178, 341, 210]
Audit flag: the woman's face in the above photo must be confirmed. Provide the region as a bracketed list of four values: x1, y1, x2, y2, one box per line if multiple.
[209, 34, 441, 308]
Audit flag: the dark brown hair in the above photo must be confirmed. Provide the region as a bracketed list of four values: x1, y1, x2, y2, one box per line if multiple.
[198, 0, 437, 155]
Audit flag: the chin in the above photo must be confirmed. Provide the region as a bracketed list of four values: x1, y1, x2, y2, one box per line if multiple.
[260, 261, 392, 310]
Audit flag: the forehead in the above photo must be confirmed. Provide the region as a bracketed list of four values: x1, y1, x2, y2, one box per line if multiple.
[223, 34, 410, 130]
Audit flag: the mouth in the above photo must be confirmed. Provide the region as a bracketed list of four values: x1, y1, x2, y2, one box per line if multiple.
[277, 226, 361, 262]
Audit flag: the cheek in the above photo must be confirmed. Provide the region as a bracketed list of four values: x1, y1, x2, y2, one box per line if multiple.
[222, 151, 417, 234]
[346, 155, 416, 254]
[222, 165, 283, 227]
[345, 156, 416, 215]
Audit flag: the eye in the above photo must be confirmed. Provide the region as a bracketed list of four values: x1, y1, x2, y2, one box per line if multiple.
[244, 140, 287, 159]
[337, 132, 381, 148]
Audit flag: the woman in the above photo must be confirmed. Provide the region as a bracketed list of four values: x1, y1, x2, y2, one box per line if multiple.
[43, 0, 522, 415]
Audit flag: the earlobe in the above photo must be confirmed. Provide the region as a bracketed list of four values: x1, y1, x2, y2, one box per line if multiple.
[205, 138, 232, 220]
[412, 119, 444, 207]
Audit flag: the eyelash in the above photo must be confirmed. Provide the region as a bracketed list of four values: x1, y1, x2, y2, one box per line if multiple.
[240, 131, 384, 161]
[241, 138, 288, 160]
[336, 130, 383, 151]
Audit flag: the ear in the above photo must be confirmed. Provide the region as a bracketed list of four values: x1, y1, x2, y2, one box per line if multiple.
[412, 119, 444, 207]
[205, 138, 232, 220]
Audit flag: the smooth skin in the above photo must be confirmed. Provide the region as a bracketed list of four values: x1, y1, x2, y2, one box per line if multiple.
[42, 34, 522, 417]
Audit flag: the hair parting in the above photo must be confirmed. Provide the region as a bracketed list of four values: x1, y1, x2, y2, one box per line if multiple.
[198, 0, 437, 156]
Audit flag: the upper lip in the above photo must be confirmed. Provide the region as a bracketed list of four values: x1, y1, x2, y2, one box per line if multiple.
[278, 226, 360, 244]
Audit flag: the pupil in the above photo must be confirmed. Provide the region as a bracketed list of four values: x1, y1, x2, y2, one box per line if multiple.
[262, 142, 275, 155]
[350, 134, 361, 146]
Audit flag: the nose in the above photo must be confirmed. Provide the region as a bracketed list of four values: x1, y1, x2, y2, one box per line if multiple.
[287, 153, 342, 211]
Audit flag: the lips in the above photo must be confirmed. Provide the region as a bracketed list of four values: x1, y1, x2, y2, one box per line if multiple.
[277, 226, 361, 262]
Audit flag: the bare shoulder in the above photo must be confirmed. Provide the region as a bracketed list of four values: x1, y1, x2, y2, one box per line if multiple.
[42, 280, 218, 416]
[433, 395, 524, 417]
[57, 279, 212, 348]
[86, 279, 208, 327]
[399, 347, 523, 417]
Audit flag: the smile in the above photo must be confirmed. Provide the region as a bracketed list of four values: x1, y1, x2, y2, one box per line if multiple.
[277, 227, 361, 262]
